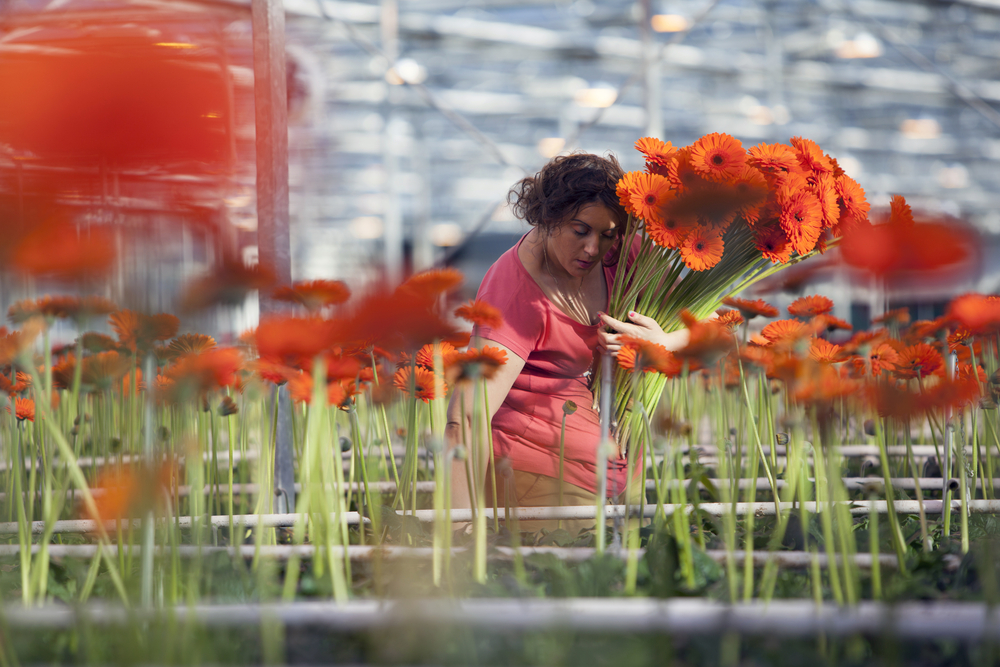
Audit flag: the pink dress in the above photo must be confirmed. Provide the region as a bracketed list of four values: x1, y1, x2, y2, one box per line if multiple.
[474, 234, 631, 496]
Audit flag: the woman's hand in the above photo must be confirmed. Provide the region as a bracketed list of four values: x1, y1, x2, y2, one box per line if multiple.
[597, 310, 690, 354]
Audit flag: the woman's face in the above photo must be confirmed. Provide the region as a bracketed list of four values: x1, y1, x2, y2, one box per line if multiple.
[545, 203, 619, 279]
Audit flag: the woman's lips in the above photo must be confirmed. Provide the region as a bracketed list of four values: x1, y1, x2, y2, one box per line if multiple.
[576, 259, 594, 269]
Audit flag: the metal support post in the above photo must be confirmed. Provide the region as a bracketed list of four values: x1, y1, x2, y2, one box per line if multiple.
[253, 0, 295, 513]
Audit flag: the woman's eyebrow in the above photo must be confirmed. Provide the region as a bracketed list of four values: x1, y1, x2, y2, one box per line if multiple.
[570, 219, 592, 229]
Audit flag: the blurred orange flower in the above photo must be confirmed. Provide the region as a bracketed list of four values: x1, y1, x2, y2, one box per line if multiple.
[617, 335, 682, 376]
[761, 319, 811, 346]
[180, 254, 276, 311]
[415, 341, 457, 369]
[455, 299, 504, 330]
[946, 293, 1000, 335]
[9, 295, 116, 324]
[722, 297, 778, 320]
[12, 218, 115, 282]
[255, 316, 339, 369]
[82, 463, 175, 525]
[444, 345, 509, 383]
[399, 268, 464, 300]
[272, 280, 351, 313]
[715, 309, 745, 331]
[809, 338, 846, 364]
[110, 310, 180, 354]
[167, 334, 217, 359]
[675, 310, 734, 365]
[788, 295, 834, 318]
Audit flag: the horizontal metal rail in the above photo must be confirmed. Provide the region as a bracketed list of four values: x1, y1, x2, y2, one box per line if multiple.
[2, 599, 999, 640]
[2, 499, 997, 535]
[0, 543, 957, 571]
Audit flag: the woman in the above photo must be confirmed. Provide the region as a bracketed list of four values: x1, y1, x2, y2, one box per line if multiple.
[445, 153, 688, 532]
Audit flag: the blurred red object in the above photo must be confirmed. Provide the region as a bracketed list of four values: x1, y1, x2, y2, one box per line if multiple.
[0, 17, 229, 168]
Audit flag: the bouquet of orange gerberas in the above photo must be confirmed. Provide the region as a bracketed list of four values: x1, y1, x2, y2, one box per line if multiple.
[605, 132, 871, 442]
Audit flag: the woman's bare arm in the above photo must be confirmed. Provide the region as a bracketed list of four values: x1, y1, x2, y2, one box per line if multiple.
[445, 341, 526, 509]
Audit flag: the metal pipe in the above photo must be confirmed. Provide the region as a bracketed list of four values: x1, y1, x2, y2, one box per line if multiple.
[4, 499, 998, 535]
[3, 599, 1000, 640]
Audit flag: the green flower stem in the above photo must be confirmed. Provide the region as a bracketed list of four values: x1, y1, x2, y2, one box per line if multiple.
[872, 414, 909, 573]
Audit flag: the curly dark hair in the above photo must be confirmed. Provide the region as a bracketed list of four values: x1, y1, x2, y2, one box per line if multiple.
[507, 152, 627, 233]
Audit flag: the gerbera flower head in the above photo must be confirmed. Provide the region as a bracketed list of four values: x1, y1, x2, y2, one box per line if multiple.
[287, 372, 358, 409]
[12, 217, 116, 283]
[444, 345, 508, 383]
[645, 209, 692, 249]
[722, 297, 779, 320]
[788, 295, 834, 318]
[167, 334, 217, 359]
[666, 147, 708, 192]
[867, 342, 900, 376]
[617, 335, 682, 376]
[415, 341, 457, 369]
[109, 310, 180, 354]
[689, 132, 746, 182]
[254, 316, 339, 369]
[809, 338, 845, 363]
[812, 175, 840, 229]
[399, 268, 464, 300]
[680, 227, 725, 271]
[715, 309, 745, 331]
[812, 314, 852, 334]
[6, 397, 34, 422]
[747, 142, 799, 186]
[790, 136, 834, 175]
[835, 175, 871, 223]
[946, 293, 1000, 335]
[454, 299, 503, 330]
[675, 310, 734, 365]
[634, 137, 676, 170]
[778, 188, 823, 256]
[889, 194, 914, 227]
[894, 342, 943, 380]
[9, 295, 117, 324]
[621, 171, 672, 224]
[272, 280, 351, 313]
[165, 347, 244, 398]
[761, 319, 811, 346]
[754, 223, 793, 264]
[393, 365, 445, 403]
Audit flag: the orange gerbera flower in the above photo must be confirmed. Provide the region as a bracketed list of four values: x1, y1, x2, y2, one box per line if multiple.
[778, 188, 823, 256]
[809, 338, 845, 363]
[617, 171, 641, 214]
[272, 280, 351, 312]
[444, 345, 508, 383]
[80, 351, 132, 392]
[393, 365, 444, 402]
[83, 463, 176, 525]
[675, 310, 734, 365]
[646, 210, 692, 249]
[254, 316, 339, 369]
[740, 344, 775, 371]
[868, 342, 900, 376]
[731, 166, 769, 225]
[6, 397, 35, 422]
[715, 309, 745, 331]
[167, 334, 217, 358]
[761, 319, 810, 346]
[812, 175, 840, 228]
[680, 227, 725, 271]
[747, 142, 799, 185]
[946, 294, 1000, 335]
[287, 372, 357, 408]
[788, 295, 834, 318]
[790, 136, 833, 175]
[894, 342, 943, 380]
[812, 314, 852, 333]
[0, 371, 31, 396]
[399, 268, 464, 299]
[666, 148, 708, 192]
[754, 224, 793, 264]
[165, 348, 244, 396]
[635, 137, 676, 170]
[251, 359, 294, 385]
[415, 341, 457, 369]
[109, 310, 180, 354]
[834, 175, 871, 223]
[889, 194, 914, 227]
[617, 335, 683, 376]
[689, 132, 746, 182]
[623, 171, 672, 223]
[454, 299, 503, 330]
[722, 297, 779, 320]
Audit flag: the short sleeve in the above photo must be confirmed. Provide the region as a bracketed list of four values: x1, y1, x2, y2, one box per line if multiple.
[472, 250, 544, 361]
